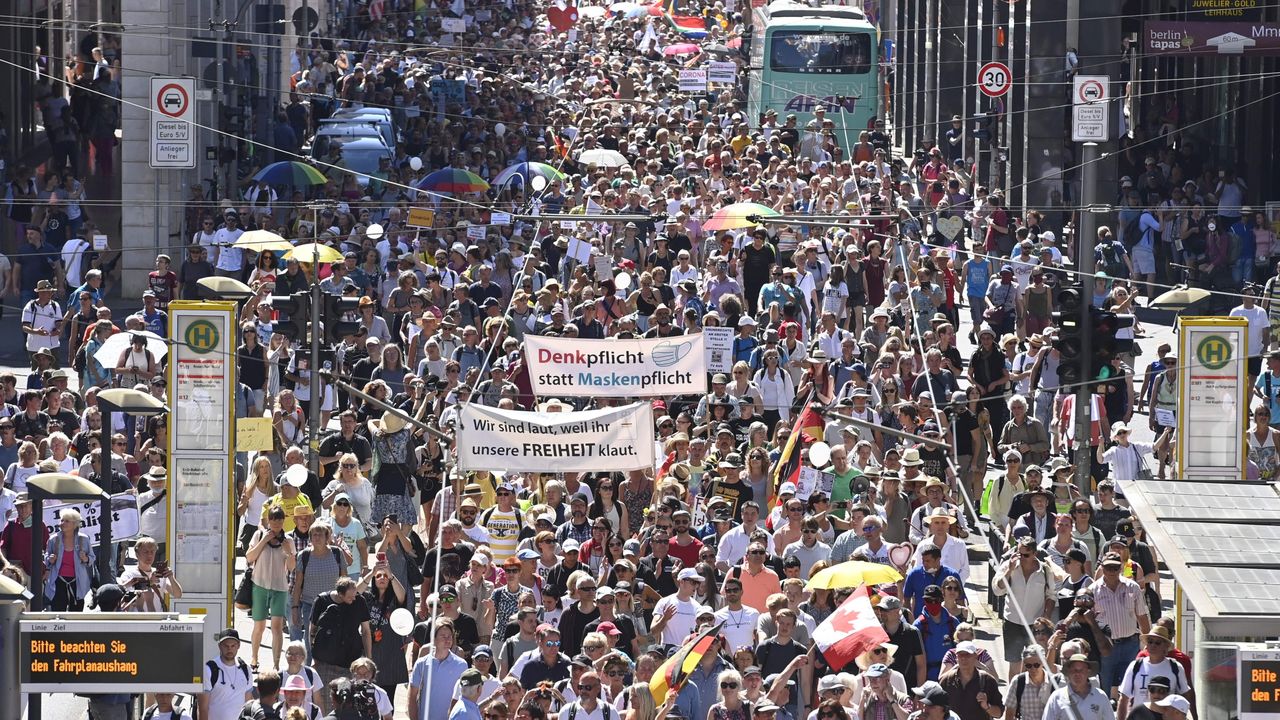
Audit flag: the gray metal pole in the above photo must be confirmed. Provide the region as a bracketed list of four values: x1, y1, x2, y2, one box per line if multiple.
[308, 281, 322, 474]
[1073, 142, 1099, 493]
[0, 599, 22, 720]
[212, 2, 225, 203]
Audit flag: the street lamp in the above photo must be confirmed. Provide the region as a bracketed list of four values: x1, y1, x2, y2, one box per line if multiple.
[197, 276, 256, 302]
[0, 574, 28, 720]
[97, 388, 168, 582]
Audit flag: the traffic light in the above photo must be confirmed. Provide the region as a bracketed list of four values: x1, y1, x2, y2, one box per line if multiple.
[1090, 309, 1135, 382]
[269, 291, 310, 341]
[1052, 285, 1086, 388]
[323, 295, 361, 343]
[973, 112, 994, 142]
[221, 107, 245, 135]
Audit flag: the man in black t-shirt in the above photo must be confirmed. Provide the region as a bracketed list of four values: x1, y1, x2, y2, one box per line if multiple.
[317, 411, 373, 482]
[876, 595, 927, 687]
[740, 231, 777, 315]
[309, 578, 372, 680]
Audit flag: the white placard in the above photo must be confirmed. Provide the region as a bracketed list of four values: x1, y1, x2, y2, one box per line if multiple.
[593, 255, 613, 280]
[491, 211, 512, 226]
[150, 77, 196, 169]
[703, 326, 735, 373]
[466, 225, 488, 241]
[42, 492, 140, 547]
[678, 69, 708, 93]
[441, 17, 467, 32]
[708, 61, 737, 85]
[524, 334, 708, 397]
[456, 402, 655, 473]
[93, 234, 109, 251]
[566, 238, 593, 263]
[795, 466, 822, 501]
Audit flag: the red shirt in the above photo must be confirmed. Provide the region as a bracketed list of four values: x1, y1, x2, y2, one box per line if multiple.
[668, 534, 704, 568]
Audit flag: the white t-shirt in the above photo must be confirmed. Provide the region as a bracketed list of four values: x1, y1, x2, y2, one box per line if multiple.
[714, 604, 761, 652]
[61, 238, 90, 288]
[652, 594, 700, 645]
[1231, 304, 1269, 357]
[201, 657, 254, 720]
[1119, 657, 1190, 706]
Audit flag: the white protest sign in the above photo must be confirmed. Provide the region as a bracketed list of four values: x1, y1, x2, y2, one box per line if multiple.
[567, 237, 593, 263]
[593, 255, 613, 281]
[702, 326, 735, 373]
[457, 402, 655, 473]
[491, 212, 512, 226]
[795, 466, 822, 501]
[441, 17, 467, 33]
[524, 334, 708, 397]
[708, 61, 737, 85]
[466, 225, 488, 241]
[678, 69, 707, 93]
[43, 492, 141, 546]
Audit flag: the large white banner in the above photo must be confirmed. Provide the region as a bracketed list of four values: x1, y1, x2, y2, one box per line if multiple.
[524, 334, 707, 398]
[42, 492, 141, 546]
[457, 402, 656, 473]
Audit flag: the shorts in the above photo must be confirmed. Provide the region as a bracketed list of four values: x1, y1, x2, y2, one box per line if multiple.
[1131, 247, 1156, 275]
[1002, 619, 1032, 659]
[1249, 356, 1262, 376]
[252, 583, 288, 621]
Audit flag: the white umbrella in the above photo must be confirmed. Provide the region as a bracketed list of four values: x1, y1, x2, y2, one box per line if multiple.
[577, 148, 630, 168]
[92, 330, 169, 367]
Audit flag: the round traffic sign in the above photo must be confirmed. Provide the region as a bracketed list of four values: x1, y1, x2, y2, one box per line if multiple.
[1077, 78, 1105, 104]
[156, 82, 189, 118]
[978, 61, 1012, 98]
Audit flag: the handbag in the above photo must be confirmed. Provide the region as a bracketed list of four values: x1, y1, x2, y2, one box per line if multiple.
[1130, 445, 1153, 482]
[234, 566, 255, 610]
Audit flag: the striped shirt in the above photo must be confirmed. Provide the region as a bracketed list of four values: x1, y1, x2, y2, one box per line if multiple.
[1088, 576, 1148, 639]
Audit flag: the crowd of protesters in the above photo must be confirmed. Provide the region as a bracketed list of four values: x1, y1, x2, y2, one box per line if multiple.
[2, 0, 1262, 719]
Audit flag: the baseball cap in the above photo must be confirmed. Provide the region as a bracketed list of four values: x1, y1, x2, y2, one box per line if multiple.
[863, 663, 888, 678]
[459, 669, 484, 687]
[1155, 695, 1191, 713]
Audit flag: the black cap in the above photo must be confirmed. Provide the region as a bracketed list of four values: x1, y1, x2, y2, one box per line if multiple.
[93, 584, 125, 610]
[923, 584, 943, 599]
[215, 627, 242, 644]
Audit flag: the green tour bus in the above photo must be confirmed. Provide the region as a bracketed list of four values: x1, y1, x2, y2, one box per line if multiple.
[747, 0, 880, 143]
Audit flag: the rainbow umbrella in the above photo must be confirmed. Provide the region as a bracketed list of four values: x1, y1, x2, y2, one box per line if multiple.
[663, 43, 701, 56]
[492, 162, 567, 187]
[702, 202, 780, 231]
[252, 160, 328, 186]
[414, 168, 490, 194]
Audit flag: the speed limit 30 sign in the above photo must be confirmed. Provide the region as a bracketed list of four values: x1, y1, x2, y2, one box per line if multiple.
[978, 61, 1011, 98]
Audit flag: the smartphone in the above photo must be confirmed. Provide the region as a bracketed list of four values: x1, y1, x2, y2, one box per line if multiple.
[155, 561, 170, 576]
[377, 552, 387, 565]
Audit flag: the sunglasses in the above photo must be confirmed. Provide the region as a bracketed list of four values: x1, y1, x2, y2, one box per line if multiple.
[545, 640, 561, 647]
[497, 491, 512, 496]
[1024, 663, 1042, 669]
[340, 463, 357, 469]
[721, 682, 739, 689]
[577, 684, 598, 691]
[579, 586, 598, 592]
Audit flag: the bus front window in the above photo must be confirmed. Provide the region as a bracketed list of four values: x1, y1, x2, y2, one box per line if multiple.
[769, 31, 870, 74]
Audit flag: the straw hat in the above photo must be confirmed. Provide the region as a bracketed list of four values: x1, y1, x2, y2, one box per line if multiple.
[368, 410, 407, 435]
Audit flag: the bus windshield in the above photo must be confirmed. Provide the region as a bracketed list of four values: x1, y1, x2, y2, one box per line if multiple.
[769, 31, 871, 74]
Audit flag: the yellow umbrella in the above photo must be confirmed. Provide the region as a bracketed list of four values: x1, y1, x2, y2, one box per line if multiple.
[233, 230, 293, 253]
[286, 242, 343, 265]
[806, 561, 903, 591]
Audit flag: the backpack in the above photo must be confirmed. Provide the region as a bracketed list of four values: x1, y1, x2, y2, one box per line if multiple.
[1012, 672, 1062, 719]
[566, 701, 614, 720]
[206, 658, 251, 688]
[142, 697, 188, 720]
[1125, 656, 1184, 694]
[311, 599, 358, 666]
[1098, 244, 1126, 278]
[73, 343, 88, 374]
[1120, 214, 1144, 250]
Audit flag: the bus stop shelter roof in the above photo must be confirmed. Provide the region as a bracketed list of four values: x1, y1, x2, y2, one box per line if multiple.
[1125, 479, 1280, 636]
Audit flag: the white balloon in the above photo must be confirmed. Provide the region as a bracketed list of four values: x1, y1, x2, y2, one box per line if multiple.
[390, 608, 416, 636]
[530, 175, 548, 192]
[367, 223, 385, 241]
[495, 122, 507, 138]
[614, 272, 632, 290]
[285, 464, 309, 488]
[808, 441, 832, 468]
[409, 156, 423, 171]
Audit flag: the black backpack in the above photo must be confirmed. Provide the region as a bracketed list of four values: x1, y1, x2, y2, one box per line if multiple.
[206, 658, 251, 687]
[311, 600, 358, 666]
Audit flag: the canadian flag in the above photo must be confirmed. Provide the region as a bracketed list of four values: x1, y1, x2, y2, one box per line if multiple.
[812, 584, 891, 670]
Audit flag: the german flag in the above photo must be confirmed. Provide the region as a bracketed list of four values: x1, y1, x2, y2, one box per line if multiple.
[649, 622, 724, 706]
[552, 133, 570, 160]
[769, 403, 824, 508]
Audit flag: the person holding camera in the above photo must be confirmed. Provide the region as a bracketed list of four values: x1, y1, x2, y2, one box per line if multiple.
[247, 505, 297, 670]
[117, 535, 181, 612]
